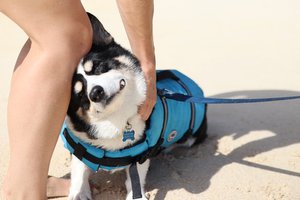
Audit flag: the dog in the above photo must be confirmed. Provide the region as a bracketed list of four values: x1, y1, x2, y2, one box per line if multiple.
[64, 13, 207, 200]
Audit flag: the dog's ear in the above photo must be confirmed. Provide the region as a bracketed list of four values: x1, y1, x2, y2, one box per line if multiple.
[87, 12, 113, 47]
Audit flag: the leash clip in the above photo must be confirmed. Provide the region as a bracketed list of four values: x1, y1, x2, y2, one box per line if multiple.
[157, 88, 173, 97]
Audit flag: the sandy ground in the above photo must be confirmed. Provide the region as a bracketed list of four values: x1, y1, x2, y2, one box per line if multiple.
[1, 0, 300, 199]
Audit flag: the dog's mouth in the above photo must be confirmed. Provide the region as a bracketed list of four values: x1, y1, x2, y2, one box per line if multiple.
[89, 78, 126, 102]
[93, 95, 116, 113]
[90, 93, 118, 114]
[88, 78, 126, 114]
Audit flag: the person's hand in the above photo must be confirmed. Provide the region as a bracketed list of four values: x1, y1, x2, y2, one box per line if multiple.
[138, 67, 156, 121]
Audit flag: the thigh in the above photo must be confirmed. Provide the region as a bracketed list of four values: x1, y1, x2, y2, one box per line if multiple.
[0, 0, 91, 50]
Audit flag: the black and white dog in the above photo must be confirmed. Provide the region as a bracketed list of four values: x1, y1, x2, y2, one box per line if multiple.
[65, 13, 205, 200]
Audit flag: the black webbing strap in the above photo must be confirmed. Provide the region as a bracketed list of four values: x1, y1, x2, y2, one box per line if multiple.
[157, 70, 179, 81]
[63, 129, 139, 168]
[129, 162, 143, 199]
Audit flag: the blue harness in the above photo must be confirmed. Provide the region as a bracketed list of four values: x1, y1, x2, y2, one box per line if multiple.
[60, 69, 300, 172]
[60, 70, 207, 172]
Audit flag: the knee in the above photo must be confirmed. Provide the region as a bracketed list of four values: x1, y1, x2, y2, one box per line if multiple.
[24, 21, 93, 82]
[54, 21, 93, 61]
[40, 20, 93, 66]
[68, 21, 93, 58]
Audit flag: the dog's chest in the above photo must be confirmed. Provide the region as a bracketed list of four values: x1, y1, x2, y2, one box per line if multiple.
[73, 115, 146, 151]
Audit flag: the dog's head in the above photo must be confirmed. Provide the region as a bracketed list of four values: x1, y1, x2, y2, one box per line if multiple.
[67, 13, 146, 137]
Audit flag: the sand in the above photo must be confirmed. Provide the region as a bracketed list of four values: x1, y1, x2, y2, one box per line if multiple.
[1, 0, 300, 199]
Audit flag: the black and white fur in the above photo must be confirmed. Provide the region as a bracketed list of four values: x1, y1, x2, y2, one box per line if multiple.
[66, 13, 199, 200]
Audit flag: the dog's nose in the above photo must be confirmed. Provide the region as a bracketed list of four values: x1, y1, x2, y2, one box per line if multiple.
[89, 86, 105, 102]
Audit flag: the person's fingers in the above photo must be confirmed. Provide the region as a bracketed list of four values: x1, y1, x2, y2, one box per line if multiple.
[138, 82, 156, 121]
[139, 99, 155, 120]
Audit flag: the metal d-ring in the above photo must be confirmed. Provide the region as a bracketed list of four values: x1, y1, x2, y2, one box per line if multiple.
[167, 130, 177, 142]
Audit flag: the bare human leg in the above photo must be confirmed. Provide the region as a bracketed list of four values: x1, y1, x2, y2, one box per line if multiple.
[0, 0, 92, 199]
[14, 39, 31, 71]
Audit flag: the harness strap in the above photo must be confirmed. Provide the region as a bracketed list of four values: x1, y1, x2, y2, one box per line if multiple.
[63, 129, 138, 168]
[129, 163, 143, 199]
[158, 89, 300, 104]
[63, 128, 163, 169]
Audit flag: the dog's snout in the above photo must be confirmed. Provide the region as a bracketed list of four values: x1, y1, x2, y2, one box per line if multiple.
[89, 86, 105, 102]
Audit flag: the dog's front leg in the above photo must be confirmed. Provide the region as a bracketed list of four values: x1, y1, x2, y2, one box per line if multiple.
[68, 155, 92, 200]
[125, 159, 150, 200]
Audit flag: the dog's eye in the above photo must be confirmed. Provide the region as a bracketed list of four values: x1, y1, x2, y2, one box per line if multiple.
[120, 79, 126, 90]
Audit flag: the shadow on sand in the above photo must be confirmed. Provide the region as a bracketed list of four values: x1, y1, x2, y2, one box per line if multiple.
[88, 90, 300, 200]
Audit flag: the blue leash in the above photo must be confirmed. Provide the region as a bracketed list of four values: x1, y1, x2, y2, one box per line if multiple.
[158, 89, 300, 104]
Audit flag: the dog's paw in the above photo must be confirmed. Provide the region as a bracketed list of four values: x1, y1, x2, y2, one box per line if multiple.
[68, 189, 92, 200]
